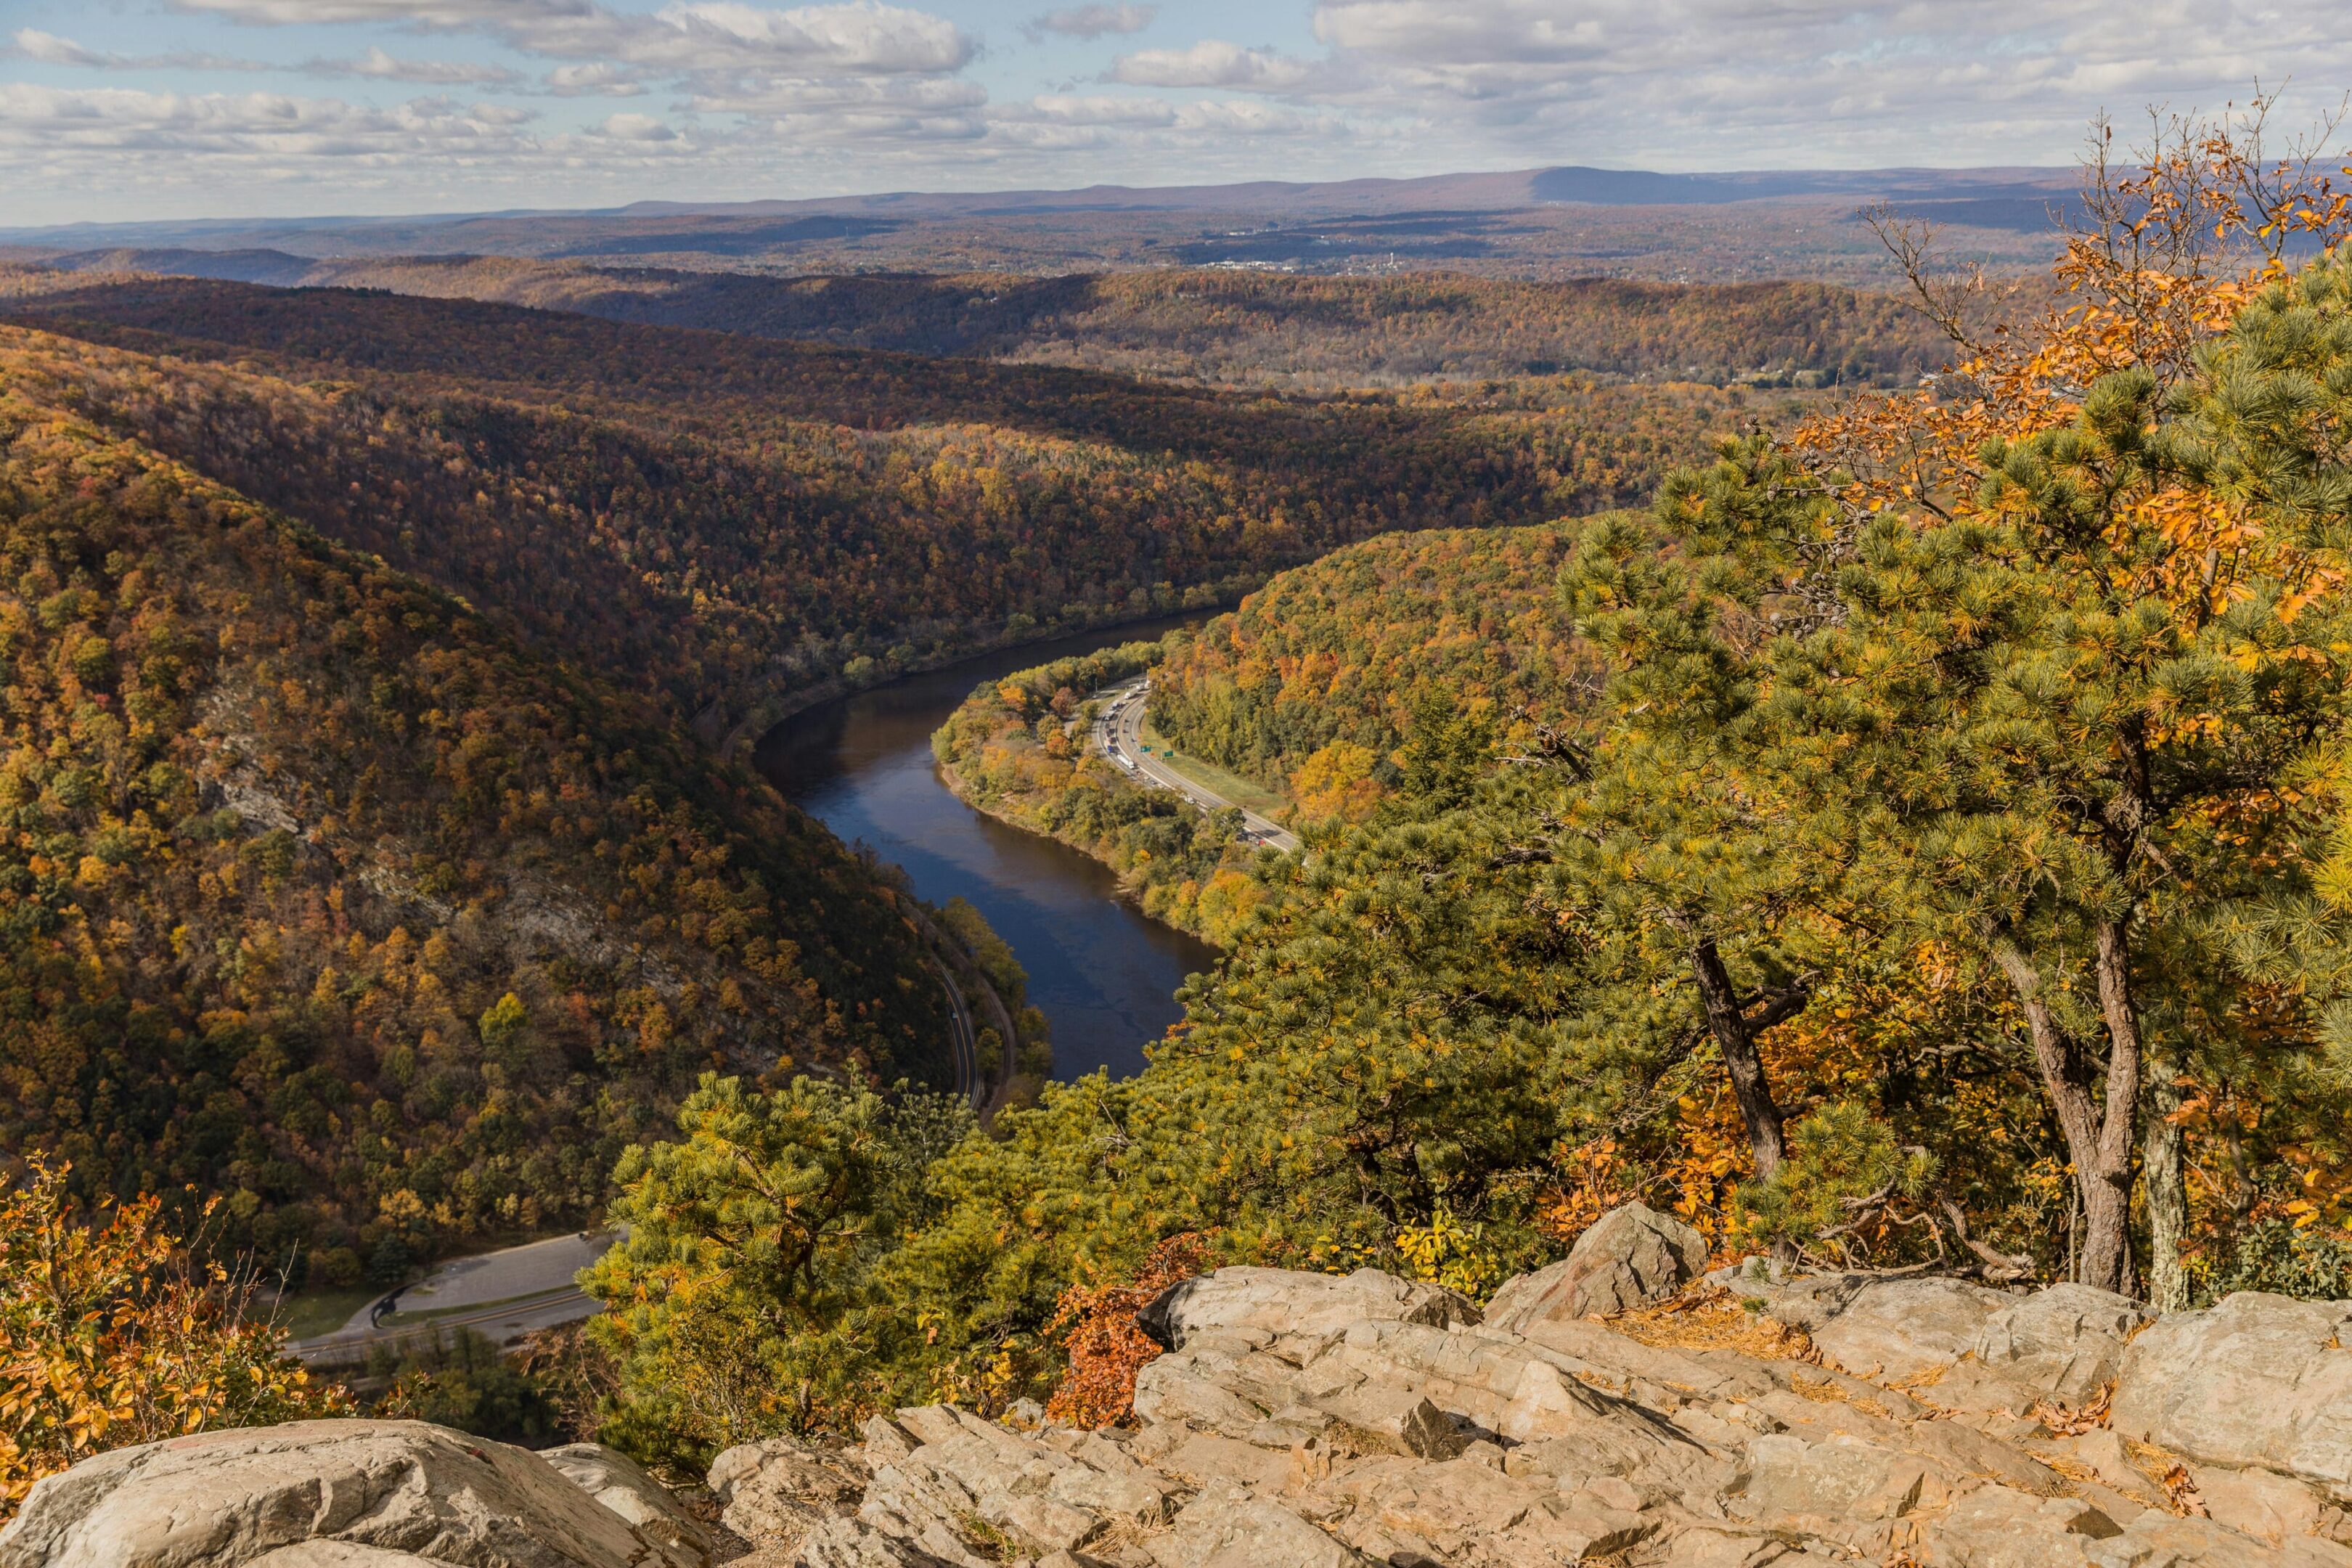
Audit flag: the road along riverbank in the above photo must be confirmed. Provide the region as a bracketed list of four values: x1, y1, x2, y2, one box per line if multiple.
[1090, 677, 1301, 852]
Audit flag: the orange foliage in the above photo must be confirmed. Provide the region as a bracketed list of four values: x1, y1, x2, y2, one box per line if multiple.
[1795, 101, 2352, 614]
[1043, 1233, 1213, 1430]
[0, 1161, 348, 1518]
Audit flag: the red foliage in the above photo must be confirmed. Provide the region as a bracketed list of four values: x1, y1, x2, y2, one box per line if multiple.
[1043, 1233, 1213, 1430]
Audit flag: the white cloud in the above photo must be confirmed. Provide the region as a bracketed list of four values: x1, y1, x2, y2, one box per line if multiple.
[12, 28, 111, 67]
[656, 3, 971, 73]
[15, 0, 2352, 222]
[324, 44, 520, 83]
[9, 28, 274, 72]
[168, 0, 540, 24]
[595, 110, 677, 141]
[1291, 0, 2348, 166]
[168, 0, 973, 76]
[1169, 99, 1323, 134]
[0, 81, 537, 158]
[545, 62, 646, 96]
[1023, 4, 1156, 42]
[1110, 39, 1312, 90]
[1005, 92, 1173, 125]
[687, 73, 984, 118]
[11, 27, 515, 85]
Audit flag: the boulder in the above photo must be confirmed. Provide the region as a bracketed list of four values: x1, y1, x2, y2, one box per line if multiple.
[1307, 1389, 1464, 1460]
[1809, 1276, 2012, 1383]
[1321, 1453, 1550, 1543]
[2033, 1429, 2167, 1511]
[1147, 1485, 1365, 1568]
[2192, 1463, 2336, 1548]
[706, 1434, 867, 1547]
[2111, 1291, 2352, 1503]
[1732, 1434, 1935, 1525]
[1136, 1266, 1477, 1350]
[1915, 1486, 2123, 1568]
[1704, 1259, 1874, 1333]
[246, 1549, 460, 1568]
[1968, 1283, 2152, 1404]
[0, 1419, 698, 1568]
[538, 1444, 711, 1568]
[1483, 1203, 1710, 1331]
[2122, 1513, 2316, 1568]
[791, 1516, 958, 1567]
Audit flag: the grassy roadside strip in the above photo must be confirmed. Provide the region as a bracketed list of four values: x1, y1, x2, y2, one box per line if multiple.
[1135, 715, 1292, 819]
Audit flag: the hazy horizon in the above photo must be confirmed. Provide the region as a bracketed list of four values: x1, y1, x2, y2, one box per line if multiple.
[3, 0, 2344, 228]
[0, 160, 2088, 240]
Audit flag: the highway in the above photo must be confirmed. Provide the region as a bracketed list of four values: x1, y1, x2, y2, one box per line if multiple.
[1092, 679, 1302, 854]
[897, 894, 1017, 1117]
[928, 952, 984, 1112]
[292, 1230, 619, 1365]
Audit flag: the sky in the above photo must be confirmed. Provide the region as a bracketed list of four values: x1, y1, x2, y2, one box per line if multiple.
[0, 0, 2344, 226]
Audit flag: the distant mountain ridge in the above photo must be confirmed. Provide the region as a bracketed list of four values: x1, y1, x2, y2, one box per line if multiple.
[0, 163, 2074, 258]
[622, 163, 2073, 218]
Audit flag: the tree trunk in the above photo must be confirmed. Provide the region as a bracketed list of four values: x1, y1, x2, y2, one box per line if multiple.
[2144, 1059, 2190, 1313]
[2085, 918, 2144, 1296]
[1691, 939, 1787, 1177]
[1980, 919, 2141, 1296]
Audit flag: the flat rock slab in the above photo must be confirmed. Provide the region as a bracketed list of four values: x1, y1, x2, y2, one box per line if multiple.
[2112, 1290, 2352, 1504]
[0, 1419, 700, 1568]
[1810, 1277, 2013, 1383]
[1969, 1283, 2151, 1405]
[1139, 1266, 1477, 1350]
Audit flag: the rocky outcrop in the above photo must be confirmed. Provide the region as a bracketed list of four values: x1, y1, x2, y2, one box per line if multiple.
[1808, 1276, 2013, 1383]
[1704, 1258, 1873, 1332]
[1482, 1203, 1708, 1332]
[698, 1232, 2352, 1567]
[1137, 1266, 1479, 1351]
[0, 1420, 711, 1568]
[2111, 1291, 2352, 1505]
[1969, 1283, 2152, 1404]
[15, 1211, 2352, 1568]
[539, 1445, 715, 1568]
[708, 1435, 870, 1551]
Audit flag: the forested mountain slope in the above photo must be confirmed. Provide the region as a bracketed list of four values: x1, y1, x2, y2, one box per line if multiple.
[14, 254, 1957, 388]
[2, 277, 1754, 740]
[0, 326, 951, 1276]
[1151, 521, 1603, 816]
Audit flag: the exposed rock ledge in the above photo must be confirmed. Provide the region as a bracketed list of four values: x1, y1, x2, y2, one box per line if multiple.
[7, 1204, 2352, 1567]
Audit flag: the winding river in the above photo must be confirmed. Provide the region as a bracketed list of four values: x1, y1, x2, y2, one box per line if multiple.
[753, 616, 1220, 1082]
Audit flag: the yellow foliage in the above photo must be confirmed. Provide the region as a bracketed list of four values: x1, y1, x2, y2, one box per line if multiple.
[1289, 740, 1385, 825]
[1388, 1202, 1511, 1299]
[0, 1161, 348, 1519]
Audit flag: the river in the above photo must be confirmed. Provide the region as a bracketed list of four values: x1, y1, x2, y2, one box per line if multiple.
[754, 616, 1221, 1082]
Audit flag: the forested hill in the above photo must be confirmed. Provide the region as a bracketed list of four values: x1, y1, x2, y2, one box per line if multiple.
[14, 255, 1958, 389]
[2, 276, 1761, 741]
[1151, 521, 1601, 817]
[0, 326, 952, 1278]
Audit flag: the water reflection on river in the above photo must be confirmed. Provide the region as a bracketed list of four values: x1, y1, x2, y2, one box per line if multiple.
[753, 616, 1220, 1082]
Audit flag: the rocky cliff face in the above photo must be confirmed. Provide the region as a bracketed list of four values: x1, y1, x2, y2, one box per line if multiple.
[7, 1205, 2351, 1567]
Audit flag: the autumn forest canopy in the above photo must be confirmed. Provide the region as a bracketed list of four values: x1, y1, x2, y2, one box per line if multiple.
[8, 102, 2352, 1487]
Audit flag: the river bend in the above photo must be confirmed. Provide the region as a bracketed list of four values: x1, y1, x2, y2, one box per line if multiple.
[754, 616, 1219, 1082]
